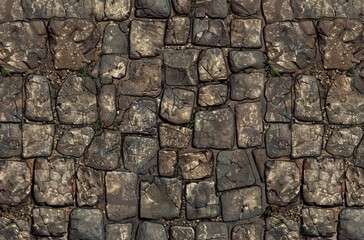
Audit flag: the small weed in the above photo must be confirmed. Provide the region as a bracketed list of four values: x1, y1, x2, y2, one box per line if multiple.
[259, 206, 273, 220]
[191, 2, 198, 10]
[186, 119, 195, 129]
[92, 118, 102, 131]
[0, 66, 11, 77]
[347, 68, 356, 77]
[113, 119, 122, 127]
[78, 68, 88, 77]
[269, 66, 281, 77]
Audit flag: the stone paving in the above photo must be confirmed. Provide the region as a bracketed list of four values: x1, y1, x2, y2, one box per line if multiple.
[0, 0, 364, 239]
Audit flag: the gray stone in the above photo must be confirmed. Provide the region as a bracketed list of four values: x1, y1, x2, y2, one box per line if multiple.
[195, 0, 228, 18]
[355, 137, 364, 168]
[76, 166, 103, 207]
[22, 124, 55, 158]
[265, 215, 300, 240]
[301, 208, 335, 237]
[172, 0, 191, 14]
[229, 51, 266, 72]
[159, 123, 192, 149]
[262, 0, 294, 23]
[56, 127, 94, 158]
[292, 124, 323, 158]
[99, 84, 116, 127]
[178, 150, 213, 180]
[135, 0, 171, 18]
[102, 23, 128, 55]
[346, 166, 364, 207]
[194, 108, 235, 149]
[106, 224, 133, 240]
[252, 148, 272, 182]
[165, 17, 190, 45]
[198, 48, 228, 82]
[265, 124, 291, 158]
[303, 157, 344, 206]
[0, 123, 22, 158]
[232, 223, 264, 240]
[32, 208, 67, 237]
[230, 72, 265, 100]
[0, 216, 30, 240]
[193, 19, 230, 47]
[105, 171, 138, 220]
[34, 157, 75, 206]
[338, 208, 364, 240]
[198, 84, 227, 106]
[99, 55, 128, 83]
[230, 0, 261, 17]
[136, 222, 168, 240]
[170, 226, 195, 240]
[186, 181, 220, 219]
[69, 208, 104, 240]
[0, 77, 22, 122]
[105, 0, 130, 20]
[196, 222, 228, 240]
[231, 19, 262, 48]
[158, 150, 177, 177]
[0, 0, 23, 22]
[326, 127, 363, 157]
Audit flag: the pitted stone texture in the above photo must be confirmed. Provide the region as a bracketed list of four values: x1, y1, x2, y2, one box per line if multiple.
[119, 99, 157, 134]
[178, 150, 213, 180]
[160, 88, 195, 124]
[292, 124, 323, 158]
[338, 209, 364, 240]
[346, 166, 364, 207]
[25, 75, 53, 121]
[217, 150, 255, 191]
[230, 0, 261, 17]
[123, 136, 158, 174]
[0, 0, 23, 22]
[198, 84, 227, 106]
[265, 160, 301, 206]
[140, 177, 182, 219]
[198, 48, 228, 82]
[232, 223, 264, 240]
[32, 208, 67, 237]
[106, 171, 138, 221]
[264, 21, 316, 72]
[130, 20, 165, 59]
[170, 226, 195, 240]
[34, 157, 75, 206]
[0, 21, 47, 72]
[159, 123, 192, 149]
[252, 148, 272, 182]
[106, 224, 132, 240]
[231, 19, 262, 48]
[102, 23, 128, 55]
[194, 108, 235, 149]
[303, 157, 344, 206]
[172, 0, 191, 14]
[120, 58, 163, 97]
[136, 222, 168, 240]
[22, 124, 55, 158]
[221, 186, 262, 221]
[0, 216, 30, 240]
[76, 166, 103, 207]
[196, 222, 228, 240]
[99, 84, 116, 127]
[230, 72, 265, 101]
[355, 138, 364, 168]
[57, 127, 94, 158]
[105, 0, 131, 20]
[69, 208, 104, 240]
[0, 77, 22, 122]
[193, 19, 230, 47]
[229, 51, 266, 72]
[265, 215, 300, 240]
[262, 0, 294, 23]
[135, 0, 171, 18]
[0, 123, 22, 158]
[158, 150, 177, 177]
[164, 49, 199, 86]
[318, 19, 363, 70]
[0, 160, 31, 206]
[265, 76, 292, 123]
[301, 208, 336, 237]
[265, 124, 291, 158]
[56, 75, 97, 125]
[99, 55, 128, 83]
[236, 102, 263, 148]
[186, 181, 220, 219]
[326, 127, 363, 157]
[49, 19, 100, 70]
[85, 130, 121, 170]
[165, 17, 190, 45]
[195, 0, 228, 18]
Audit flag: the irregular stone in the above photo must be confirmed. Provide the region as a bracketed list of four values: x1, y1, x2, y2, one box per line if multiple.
[159, 123, 192, 149]
[291, 124, 323, 158]
[217, 150, 255, 191]
[236, 102, 263, 148]
[99, 84, 116, 127]
[262, 0, 294, 23]
[69, 208, 103, 240]
[303, 157, 344, 206]
[22, 124, 55, 158]
[338, 209, 364, 240]
[105, 0, 130, 20]
[230, 0, 261, 17]
[102, 23, 128, 55]
[99, 55, 128, 83]
[170, 226, 195, 240]
[196, 222, 228, 240]
[264, 21, 316, 72]
[193, 19, 229, 46]
[0, 123, 22, 158]
[326, 127, 363, 157]
[265, 124, 291, 158]
[229, 51, 266, 72]
[0, 77, 22, 122]
[135, 0, 170, 18]
[76, 166, 103, 207]
[164, 49, 199, 86]
[265, 160, 301, 206]
[178, 150, 213, 180]
[301, 208, 335, 237]
[0, 0, 23, 22]
[198, 48, 228, 82]
[172, 0, 191, 14]
[194, 108, 235, 149]
[195, 0, 228, 18]
[105, 171, 138, 220]
[158, 150, 177, 177]
[123, 136, 158, 174]
[355, 138, 364, 168]
[160, 88, 195, 124]
[231, 19, 262, 48]
[56, 75, 97, 125]
[34, 157, 75, 206]
[136, 222, 168, 240]
[230, 72, 265, 100]
[165, 17, 190, 45]
[56, 127, 94, 158]
[106, 224, 133, 240]
[186, 181, 220, 219]
[265, 215, 300, 240]
[0, 216, 30, 240]
[32, 208, 67, 237]
[346, 166, 364, 207]
[198, 84, 227, 106]
[129, 20, 165, 58]
[252, 148, 272, 182]
[232, 223, 264, 240]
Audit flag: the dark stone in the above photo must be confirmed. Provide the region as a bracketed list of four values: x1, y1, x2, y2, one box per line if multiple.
[198, 84, 227, 106]
[194, 0, 228, 18]
[198, 48, 228, 82]
[99, 84, 117, 127]
[338, 209, 364, 240]
[165, 17, 190, 45]
[0, 0, 23, 22]
[178, 150, 213, 180]
[135, 0, 171, 18]
[158, 150, 177, 177]
[99, 55, 128, 83]
[76, 166, 103, 207]
[326, 127, 363, 157]
[231, 19, 262, 48]
[170, 226, 195, 240]
[0, 77, 22, 122]
[265, 124, 291, 158]
[102, 23, 128, 55]
[159, 123, 192, 149]
[0, 216, 30, 239]
[0, 123, 22, 158]
[229, 51, 266, 72]
[230, 72, 265, 100]
[31, 208, 67, 237]
[230, 0, 261, 17]
[105, 0, 130, 20]
[193, 19, 230, 47]
[301, 208, 336, 237]
[252, 148, 272, 182]
[232, 222, 264, 240]
[172, 0, 191, 14]
[346, 166, 364, 207]
[56, 127, 94, 158]
[106, 224, 133, 240]
[354, 137, 364, 168]
[69, 208, 104, 240]
[22, 124, 55, 158]
[262, 0, 293, 23]
[136, 222, 168, 240]
[265, 215, 300, 239]
[291, 124, 323, 158]
[196, 222, 228, 240]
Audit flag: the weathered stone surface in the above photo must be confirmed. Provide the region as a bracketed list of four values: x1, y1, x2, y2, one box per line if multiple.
[99, 84, 116, 127]
[265, 215, 300, 240]
[265, 124, 291, 158]
[264, 21, 316, 72]
[49, 19, 100, 70]
[130, 20, 165, 58]
[196, 222, 228, 240]
[178, 150, 213, 180]
[0, 216, 30, 240]
[102, 23, 128, 55]
[158, 150, 177, 177]
[165, 17, 190, 45]
[172, 0, 191, 14]
[106, 224, 133, 240]
[25, 75, 53, 121]
[105, 171, 138, 220]
[69, 208, 104, 240]
[265, 76, 292, 123]
[0, 123, 22, 158]
[217, 150, 255, 191]
[140, 178, 182, 219]
[301, 208, 335, 237]
[99, 55, 128, 83]
[34, 157, 75, 206]
[231, 19, 262, 48]
[105, 0, 130, 20]
[164, 49, 199, 86]
[338, 209, 364, 240]
[346, 166, 364, 207]
[76, 166, 103, 207]
[135, 0, 171, 18]
[232, 223, 264, 240]
[170, 226, 195, 240]
[195, 0, 228, 18]
[32, 208, 66, 237]
[0, 160, 31, 206]
[355, 137, 364, 168]
[160, 88, 195, 124]
[136, 222, 168, 240]
[0, 0, 23, 22]
[236, 102, 263, 148]
[230, 72, 265, 101]
[292, 124, 323, 158]
[230, 0, 261, 17]
[198, 84, 227, 106]
[56, 75, 97, 125]
[0, 77, 22, 122]
[198, 48, 228, 82]
[159, 123, 192, 149]
[123, 136, 158, 174]
[194, 108, 235, 149]
[120, 58, 163, 97]
[221, 186, 262, 221]
[262, 0, 294, 23]
[57, 127, 94, 158]
[252, 148, 272, 182]
[186, 181, 219, 219]
[193, 19, 230, 47]
[326, 127, 363, 157]
[303, 157, 344, 206]
[229, 51, 266, 72]
[22, 124, 55, 158]
[265, 160, 301, 206]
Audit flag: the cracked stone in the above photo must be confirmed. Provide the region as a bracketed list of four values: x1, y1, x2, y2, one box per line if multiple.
[178, 150, 213, 180]
[165, 17, 190, 45]
[338, 208, 364, 239]
[262, 0, 294, 23]
[159, 123, 192, 149]
[76, 166, 103, 207]
[0, 77, 22, 122]
[232, 222, 264, 240]
[231, 19, 262, 48]
[193, 19, 229, 47]
[196, 222, 228, 240]
[195, 0, 228, 18]
[0, 123, 22, 158]
[158, 150, 177, 177]
[99, 84, 116, 127]
[136, 222, 168, 240]
[102, 23, 128, 55]
[106, 224, 133, 240]
[0, 0, 23, 22]
[172, 0, 191, 14]
[105, 0, 130, 20]
[301, 208, 335, 237]
[32, 208, 66, 237]
[135, 0, 171, 18]
[303, 157, 344, 206]
[265, 215, 300, 240]
[354, 137, 364, 168]
[106, 171, 138, 221]
[69, 208, 103, 240]
[346, 166, 364, 207]
[198, 84, 227, 106]
[34, 157, 75, 206]
[22, 124, 55, 158]
[217, 149, 255, 191]
[198, 48, 228, 82]
[56, 127, 94, 158]
[265, 124, 291, 158]
[292, 124, 323, 158]
[99, 55, 128, 83]
[230, 72, 265, 101]
[186, 181, 220, 219]
[230, 0, 261, 17]
[229, 51, 266, 72]
[170, 226, 195, 240]
[0, 216, 30, 240]
[326, 127, 363, 157]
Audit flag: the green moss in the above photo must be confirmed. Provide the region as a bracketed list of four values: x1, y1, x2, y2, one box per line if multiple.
[92, 118, 102, 131]
[269, 66, 281, 77]
[78, 68, 88, 77]
[259, 206, 273, 219]
[0, 66, 11, 77]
